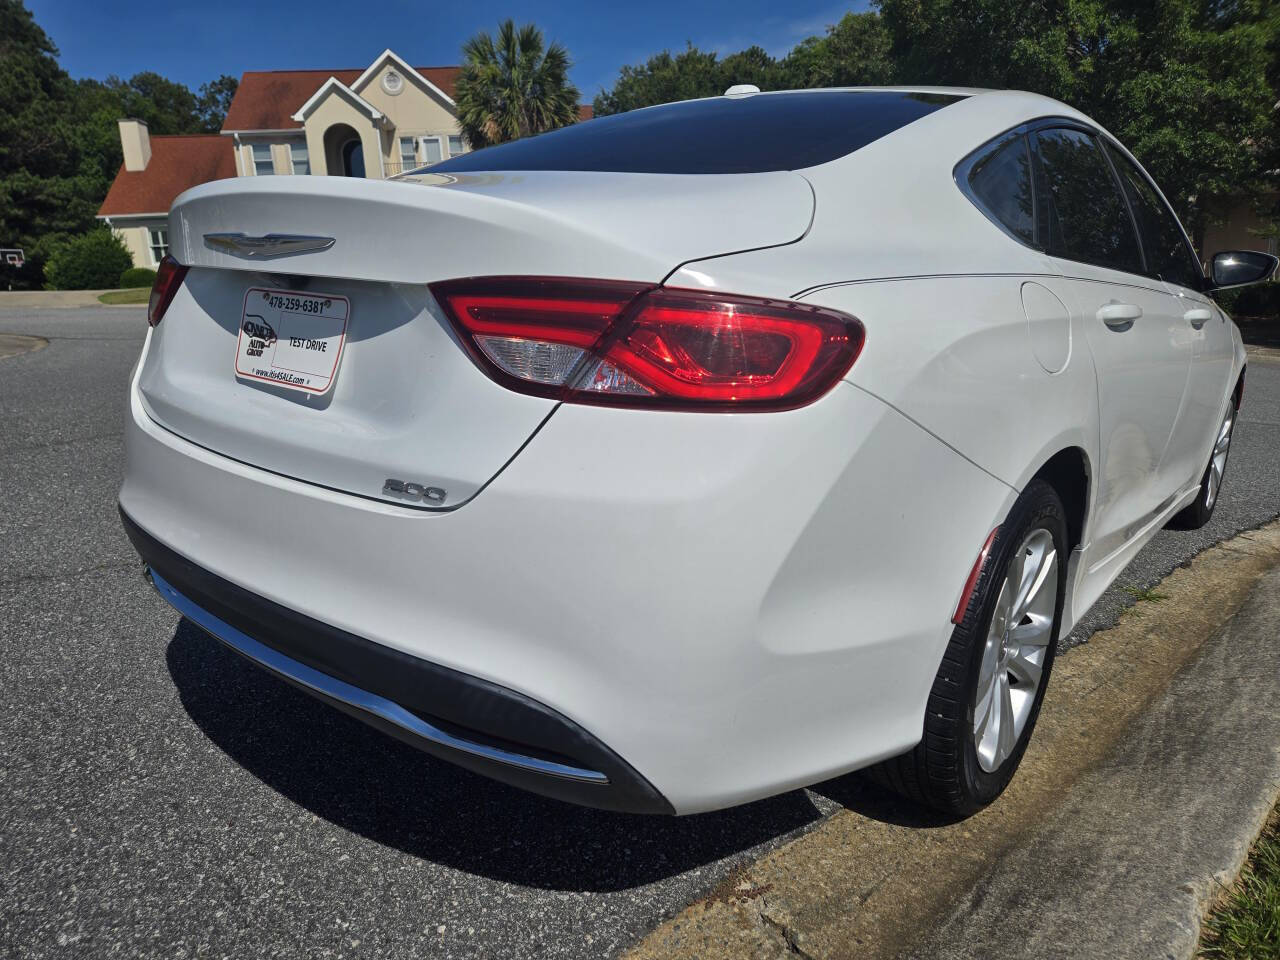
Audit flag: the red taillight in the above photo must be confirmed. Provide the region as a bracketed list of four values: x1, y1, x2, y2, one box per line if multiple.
[148, 255, 189, 327]
[430, 277, 864, 411]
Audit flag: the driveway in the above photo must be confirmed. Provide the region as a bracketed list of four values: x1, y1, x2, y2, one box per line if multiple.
[2, 307, 1278, 959]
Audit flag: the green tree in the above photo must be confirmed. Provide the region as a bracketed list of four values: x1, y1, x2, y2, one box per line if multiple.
[593, 44, 794, 117]
[0, 1, 238, 287]
[875, 0, 1277, 237]
[0, 0, 96, 287]
[197, 74, 239, 133]
[780, 12, 896, 88]
[455, 20, 581, 148]
[874, 0, 1081, 95]
[592, 1, 1276, 244]
[1263, 0, 1280, 235]
[594, 15, 894, 117]
[717, 45, 783, 91]
[105, 71, 201, 133]
[593, 45, 724, 116]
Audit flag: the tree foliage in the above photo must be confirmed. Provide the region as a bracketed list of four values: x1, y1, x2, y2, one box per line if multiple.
[592, 13, 894, 115]
[874, 0, 1276, 233]
[780, 12, 895, 89]
[594, 1, 1278, 240]
[592, 46, 723, 115]
[197, 74, 240, 133]
[456, 20, 581, 148]
[0, 0, 237, 288]
[0, 0, 97, 287]
[592, 46, 722, 116]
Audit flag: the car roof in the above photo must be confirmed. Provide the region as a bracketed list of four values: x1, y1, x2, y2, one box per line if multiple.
[743, 85, 997, 98]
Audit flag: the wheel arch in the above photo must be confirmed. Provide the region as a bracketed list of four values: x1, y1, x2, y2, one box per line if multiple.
[1027, 446, 1091, 556]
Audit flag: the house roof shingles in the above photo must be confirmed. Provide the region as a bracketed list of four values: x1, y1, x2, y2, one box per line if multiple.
[222, 66, 590, 130]
[222, 67, 461, 131]
[98, 134, 236, 217]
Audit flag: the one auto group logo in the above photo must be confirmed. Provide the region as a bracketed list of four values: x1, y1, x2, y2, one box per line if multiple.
[242, 314, 277, 357]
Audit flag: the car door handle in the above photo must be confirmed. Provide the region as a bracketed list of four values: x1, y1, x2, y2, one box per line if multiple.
[1097, 302, 1143, 328]
[1184, 307, 1213, 328]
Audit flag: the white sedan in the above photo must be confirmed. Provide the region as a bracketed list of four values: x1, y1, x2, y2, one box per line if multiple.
[121, 87, 1277, 815]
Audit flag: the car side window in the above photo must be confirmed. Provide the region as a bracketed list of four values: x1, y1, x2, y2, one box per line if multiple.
[1030, 127, 1144, 277]
[1100, 140, 1204, 291]
[964, 132, 1035, 245]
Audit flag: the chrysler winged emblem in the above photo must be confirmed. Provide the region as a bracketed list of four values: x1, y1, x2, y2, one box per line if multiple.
[204, 233, 335, 259]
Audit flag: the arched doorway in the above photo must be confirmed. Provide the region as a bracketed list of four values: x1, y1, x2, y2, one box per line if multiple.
[322, 123, 365, 177]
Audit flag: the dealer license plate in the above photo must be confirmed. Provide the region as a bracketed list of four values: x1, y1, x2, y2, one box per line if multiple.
[234, 287, 350, 395]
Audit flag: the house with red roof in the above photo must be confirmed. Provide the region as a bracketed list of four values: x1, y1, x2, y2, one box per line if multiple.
[97, 48, 593, 270]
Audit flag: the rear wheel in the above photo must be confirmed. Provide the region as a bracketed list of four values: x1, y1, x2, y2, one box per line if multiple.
[870, 480, 1067, 816]
[1168, 401, 1236, 530]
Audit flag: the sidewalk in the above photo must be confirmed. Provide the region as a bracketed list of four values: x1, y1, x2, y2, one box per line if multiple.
[0, 290, 120, 308]
[627, 522, 1280, 960]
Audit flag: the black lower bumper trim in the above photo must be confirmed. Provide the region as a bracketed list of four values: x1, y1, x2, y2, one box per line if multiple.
[121, 507, 673, 814]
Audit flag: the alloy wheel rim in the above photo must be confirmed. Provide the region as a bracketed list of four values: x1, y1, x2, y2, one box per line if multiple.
[1205, 407, 1234, 510]
[973, 528, 1058, 773]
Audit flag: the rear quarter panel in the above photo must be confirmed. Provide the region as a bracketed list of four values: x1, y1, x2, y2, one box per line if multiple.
[668, 90, 1104, 503]
[799, 275, 1099, 497]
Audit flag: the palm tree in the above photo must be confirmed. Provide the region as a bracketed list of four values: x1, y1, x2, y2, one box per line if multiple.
[455, 20, 581, 149]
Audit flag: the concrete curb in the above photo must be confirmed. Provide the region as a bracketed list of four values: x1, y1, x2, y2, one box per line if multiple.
[1244, 343, 1280, 363]
[625, 522, 1280, 960]
[908, 564, 1280, 960]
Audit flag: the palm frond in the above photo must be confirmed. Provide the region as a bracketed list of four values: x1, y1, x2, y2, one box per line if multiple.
[455, 18, 581, 149]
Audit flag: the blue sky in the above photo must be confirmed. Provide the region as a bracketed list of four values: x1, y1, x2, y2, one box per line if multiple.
[29, 0, 869, 102]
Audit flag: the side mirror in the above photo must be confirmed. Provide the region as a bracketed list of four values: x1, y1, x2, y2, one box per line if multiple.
[1210, 250, 1278, 290]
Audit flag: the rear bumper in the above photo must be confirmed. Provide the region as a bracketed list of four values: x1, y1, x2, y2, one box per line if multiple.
[125, 509, 670, 813]
[121, 333, 1016, 813]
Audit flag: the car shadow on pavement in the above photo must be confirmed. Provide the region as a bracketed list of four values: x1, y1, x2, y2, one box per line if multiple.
[807, 775, 963, 829]
[166, 619, 830, 892]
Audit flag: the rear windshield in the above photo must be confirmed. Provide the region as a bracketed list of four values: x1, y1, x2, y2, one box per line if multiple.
[430, 90, 965, 175]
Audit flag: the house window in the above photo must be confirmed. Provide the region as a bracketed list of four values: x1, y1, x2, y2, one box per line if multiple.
[149, 228, 169, 264]
[447, 135, 467, 158]
[399, 136, 417, 171]
[252, 143, 274, 175]
[291, 143, 309, 175]
[419, 136, 444, 165]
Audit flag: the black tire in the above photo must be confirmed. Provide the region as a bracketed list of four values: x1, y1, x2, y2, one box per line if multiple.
[869, 479, 1068, 816]
[1167, 400, 1237, 531]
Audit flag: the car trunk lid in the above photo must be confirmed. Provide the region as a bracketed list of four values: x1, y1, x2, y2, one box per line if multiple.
[138, 171, 813, 509]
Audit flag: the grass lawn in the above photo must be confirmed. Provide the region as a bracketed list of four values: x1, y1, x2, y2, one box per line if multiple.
[1200, 810, 1280, 958]
[97, 287, 150, 305]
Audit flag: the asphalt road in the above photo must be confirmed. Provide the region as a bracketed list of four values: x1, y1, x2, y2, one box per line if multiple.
[2, 307, 1278, 960]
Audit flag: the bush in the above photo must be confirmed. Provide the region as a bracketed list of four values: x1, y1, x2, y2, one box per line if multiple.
[43, 228, 132, 290]
[1213, 281, 1280, 320]
[120, 266, 157, 289]
[1233, 281, 1280, 319]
